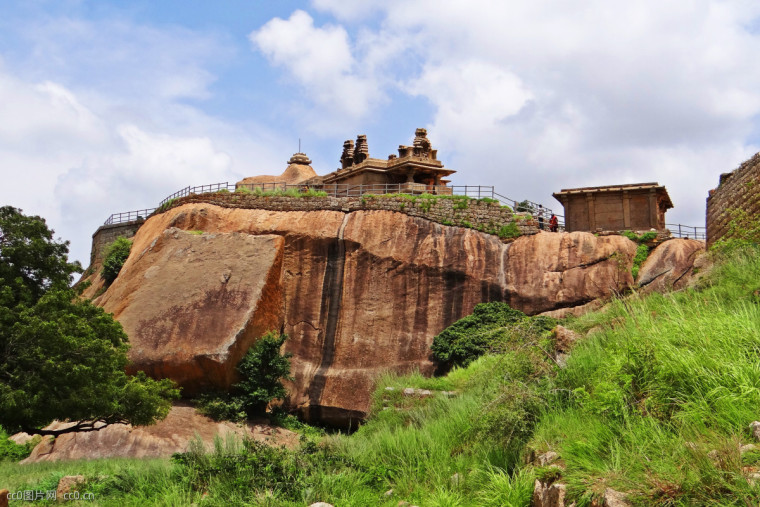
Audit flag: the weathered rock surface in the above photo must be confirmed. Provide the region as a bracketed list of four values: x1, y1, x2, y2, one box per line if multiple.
[532, 480, 568, 507]
[21, 405, 298, 464]
[505, 231, 637, 315]
[90, 204, 700, 427]
[98, 228, 284, 392]
[637, 239, 705, 292]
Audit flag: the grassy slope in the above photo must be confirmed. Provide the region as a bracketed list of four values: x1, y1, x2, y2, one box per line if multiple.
[2, 246, 760, 506]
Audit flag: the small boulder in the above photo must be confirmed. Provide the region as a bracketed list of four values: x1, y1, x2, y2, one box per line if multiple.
[0, 489, 9, 507]
[309, 503, 334, 507]
[56, 475, 86, 498]
[553, 326, 580, 353]
[740, 444, 757, 454]
[602, 488, 630, 507]
[749, 421, 760, 441]
[537, 451, 560, 466]
[532, 479, 567, 507]
[384, 489, 394, 497]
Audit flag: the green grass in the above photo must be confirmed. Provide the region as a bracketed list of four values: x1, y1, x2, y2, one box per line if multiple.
[4, 244, 760, 505]
[234, 187, 328, 198]
[528, 245, 760, 504]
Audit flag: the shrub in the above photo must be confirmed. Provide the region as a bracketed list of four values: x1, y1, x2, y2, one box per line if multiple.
[498, 222, 521, 239]
[101, 237, 132, 284]
[0, 427, 37, 462]
[515, 200, 534, 213]
[156, 198, 177, 212]
[620, 230, 657, 279]
[196, 332, 293, 420]
[431, 302, 555, 368]
[632, 243, 650, 279]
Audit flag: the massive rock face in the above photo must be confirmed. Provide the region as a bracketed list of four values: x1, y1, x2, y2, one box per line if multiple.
[95, 204, 644, 427]
[99, 228, 284, 392]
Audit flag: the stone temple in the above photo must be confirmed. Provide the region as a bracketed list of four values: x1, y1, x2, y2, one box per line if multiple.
[236, 128, 457, 196]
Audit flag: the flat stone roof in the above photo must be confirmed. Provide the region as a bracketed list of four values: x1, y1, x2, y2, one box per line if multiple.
[553, 182, 673, 208]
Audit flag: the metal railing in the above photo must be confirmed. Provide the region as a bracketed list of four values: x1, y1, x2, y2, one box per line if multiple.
[104, 181, 557, 225]
[103, 209, 156, 226]
[667, 224, 706, 240]
[158, 182, 232, 207]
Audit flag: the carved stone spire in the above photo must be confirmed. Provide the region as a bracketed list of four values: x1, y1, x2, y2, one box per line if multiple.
[353, 134, 369, 164]
[340, 140, 355, 169]
[412, 128, 432, 159]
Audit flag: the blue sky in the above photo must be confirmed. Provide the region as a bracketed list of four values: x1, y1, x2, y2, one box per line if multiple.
[1, 0, 759, 265]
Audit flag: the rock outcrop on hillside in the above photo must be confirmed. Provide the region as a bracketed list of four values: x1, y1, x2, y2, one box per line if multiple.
[91, 204, 649, 427]
[21, 405, 298, 463]
[637, 238, 705, 292]
[98, 229, 284, 392]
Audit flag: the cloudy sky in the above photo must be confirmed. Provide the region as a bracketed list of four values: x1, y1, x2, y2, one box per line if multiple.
[1, 0, 759, 265]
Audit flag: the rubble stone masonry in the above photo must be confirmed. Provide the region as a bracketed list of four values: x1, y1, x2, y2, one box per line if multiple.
[156, 192, 539, 239]
[706, 152, 760, 247]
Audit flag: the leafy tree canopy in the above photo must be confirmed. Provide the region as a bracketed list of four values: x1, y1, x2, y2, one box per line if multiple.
[0, 206, 178, 436]
[197, 332, 293, 421]
[101, 236, 132, 284]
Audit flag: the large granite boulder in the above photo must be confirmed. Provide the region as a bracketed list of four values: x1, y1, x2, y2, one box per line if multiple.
[89, 204, 650, 427]
[637, 238, 705, 292]
[98, 227, 284, 393]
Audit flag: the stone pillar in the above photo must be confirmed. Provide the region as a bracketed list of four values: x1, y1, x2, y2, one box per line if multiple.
[622, 190, 631, 229]
[586, 193, 596, 230]
[559, 195, 570, 231]
[648, 189, 658, 229]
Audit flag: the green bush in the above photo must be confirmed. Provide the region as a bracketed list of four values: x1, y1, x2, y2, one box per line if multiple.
[632, 243, 650, 279]
[0, 428, 36, 462]
[498, 222, 521, 239]
[101, 237, 132, 285]
[431, 302, 555, 368]
[196, 332, 293, 420]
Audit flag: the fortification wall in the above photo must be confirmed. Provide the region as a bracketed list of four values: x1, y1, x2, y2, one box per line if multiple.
[157, 192, 539, 238]
[706, 152, 760, 247]
[90, 222, 142, 266]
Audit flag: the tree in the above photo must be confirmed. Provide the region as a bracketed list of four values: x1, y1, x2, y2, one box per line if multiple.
[234, 332, 293, 416]
[196, 332, 293, 421]
[0, 206, 178, 436]
[101, 236, 132, 284]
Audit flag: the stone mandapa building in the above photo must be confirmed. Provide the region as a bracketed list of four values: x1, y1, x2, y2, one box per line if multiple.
[553, 182, 673, 233]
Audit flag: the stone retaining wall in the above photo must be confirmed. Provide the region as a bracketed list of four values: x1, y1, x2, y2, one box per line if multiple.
[156, 192, 539, 239]
[706, 152, 760, 247]
[90, 222, 142, 266]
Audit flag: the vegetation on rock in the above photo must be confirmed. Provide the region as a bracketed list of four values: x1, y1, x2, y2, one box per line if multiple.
[431, 302, 555, 368]
[621, 229, 658, 279]
[101, 236, 132, 284]
[0, 206, 178, 436]
[196, 332, 293, 421]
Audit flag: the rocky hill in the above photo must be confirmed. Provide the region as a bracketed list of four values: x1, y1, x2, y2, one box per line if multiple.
[81, 203, 703, 428]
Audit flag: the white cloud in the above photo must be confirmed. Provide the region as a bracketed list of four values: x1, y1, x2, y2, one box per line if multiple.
[250, 10, 385, 131]
[307, 0, 760, 227]
[0, 17, 288, 267]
